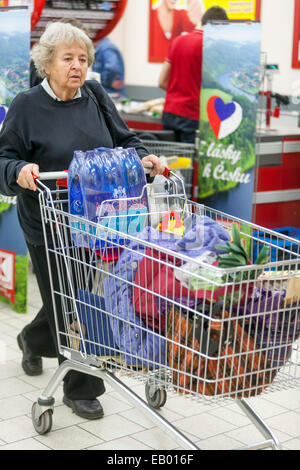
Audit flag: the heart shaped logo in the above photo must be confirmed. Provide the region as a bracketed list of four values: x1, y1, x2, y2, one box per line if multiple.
[207, 96, 243, 139]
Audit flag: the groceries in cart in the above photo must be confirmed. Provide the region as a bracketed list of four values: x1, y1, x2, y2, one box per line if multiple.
[240, 286, 300, 368]
[156, 210, 185, 236]
[166, 222, 299, 397]
[68, 150, 85, 222]
[66, 160, 300, 397]
[67, 205, 299, 390]
[102, 214, 231, 370]
[165, 302, 278, 398]
[108, 214, 298, 395]
[34, 164, 300, 442]
[68, 146, 148, 259]
[103, 227, 169, 370]
[132, 214, 232, 333]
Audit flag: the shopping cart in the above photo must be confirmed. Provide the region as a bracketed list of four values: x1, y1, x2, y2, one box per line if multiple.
[141, 139, 197, 201]
[31, 170, 300, 450]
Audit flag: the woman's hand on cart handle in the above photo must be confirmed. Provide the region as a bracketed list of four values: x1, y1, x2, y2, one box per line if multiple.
[17, 163, 40, 192]
[142, 154, 169, 178]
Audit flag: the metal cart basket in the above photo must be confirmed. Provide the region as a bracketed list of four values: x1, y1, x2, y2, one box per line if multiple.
[31, 171, 300, 450]
[141, 139, 197, 200]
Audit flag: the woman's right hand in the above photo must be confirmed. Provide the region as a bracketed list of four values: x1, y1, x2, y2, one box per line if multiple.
[17, 163, 40, 191]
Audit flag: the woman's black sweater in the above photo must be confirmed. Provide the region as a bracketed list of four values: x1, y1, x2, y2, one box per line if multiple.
[0, 81, 149, 245]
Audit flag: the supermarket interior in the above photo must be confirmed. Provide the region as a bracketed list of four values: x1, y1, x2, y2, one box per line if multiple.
[0, 0, 299, 452]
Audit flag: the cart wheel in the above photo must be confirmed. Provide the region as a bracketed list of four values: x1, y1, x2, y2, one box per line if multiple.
[31, 402, 53, 435]
[145, 384, 167, 409]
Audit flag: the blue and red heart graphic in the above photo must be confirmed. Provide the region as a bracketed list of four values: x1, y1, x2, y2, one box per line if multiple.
[207, 96, 243, 139]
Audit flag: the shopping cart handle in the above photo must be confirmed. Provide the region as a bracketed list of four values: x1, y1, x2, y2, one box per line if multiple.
[163, 167, 171, 178]
[32, 174, 39, 184]
[34, 167, 171, 185]
[144, 166, 171, 178]
[33, 171, 68, 185]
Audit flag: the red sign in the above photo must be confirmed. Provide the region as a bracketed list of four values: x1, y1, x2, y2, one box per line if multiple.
[31, 1, 127, 43]
[0, 249, 16, 305]
[292, 0, 300, 68]
[31, 0, 46, 30]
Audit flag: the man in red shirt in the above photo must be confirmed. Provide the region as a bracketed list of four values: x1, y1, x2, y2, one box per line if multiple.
[159, 6, 228, 143]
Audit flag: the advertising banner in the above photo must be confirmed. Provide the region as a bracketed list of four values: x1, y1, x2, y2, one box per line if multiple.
[197, 22, 261, 221]
[0, 7, 30, 312]
[0, 249, 16, 304]
[148, 0, 260, 62]
[0, 0, 45, 29]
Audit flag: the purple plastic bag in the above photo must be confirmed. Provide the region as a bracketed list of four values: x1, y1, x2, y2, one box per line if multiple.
[240, 288, 300, 368]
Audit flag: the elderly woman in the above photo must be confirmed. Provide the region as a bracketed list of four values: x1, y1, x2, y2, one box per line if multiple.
[0, 22, 164, 420]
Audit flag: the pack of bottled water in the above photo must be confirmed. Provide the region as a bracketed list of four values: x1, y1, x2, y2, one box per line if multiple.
[68, 146, 148, 258]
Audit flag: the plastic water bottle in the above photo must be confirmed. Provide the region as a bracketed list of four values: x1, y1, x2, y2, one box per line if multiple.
[124, 147, 147, 199]
[81, 148, 127, 259]
[81, 149, 104, 224]
[80, 149, 106, 249]
[68, 150, 85, 246]
[116, 147, 148, 236]
[80, 147, 148, 258]
[96, 148, 128, 250]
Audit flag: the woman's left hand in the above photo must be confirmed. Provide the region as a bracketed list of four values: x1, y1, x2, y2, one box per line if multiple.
[141, 154, 165, 177]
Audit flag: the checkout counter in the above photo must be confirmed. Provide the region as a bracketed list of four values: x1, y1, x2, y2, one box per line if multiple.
[121, 110, 300, 230]
[254, 128, 300, 229]
[122, 112, 164, 132]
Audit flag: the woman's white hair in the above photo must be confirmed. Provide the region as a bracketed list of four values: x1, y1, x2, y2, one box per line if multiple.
[31, 21, 95, 78]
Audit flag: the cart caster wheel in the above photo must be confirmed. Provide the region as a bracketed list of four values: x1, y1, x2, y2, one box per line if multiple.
[31, 402, 53, 435]
[145, 384, 167, 409]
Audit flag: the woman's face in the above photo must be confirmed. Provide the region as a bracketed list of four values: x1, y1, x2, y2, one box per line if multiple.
[45, 41, 88, 99]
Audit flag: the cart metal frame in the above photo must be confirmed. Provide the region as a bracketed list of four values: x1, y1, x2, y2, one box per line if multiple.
[141, 139, 198, 201]
[31, 171, 299, 450]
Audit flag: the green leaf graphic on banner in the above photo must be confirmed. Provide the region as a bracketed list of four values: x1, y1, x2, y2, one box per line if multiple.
[0, 202, 11, 214]
[0, 195, 17, 214]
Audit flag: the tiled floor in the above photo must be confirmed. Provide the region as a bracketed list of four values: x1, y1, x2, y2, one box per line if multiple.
[0, 270, 299, 451]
